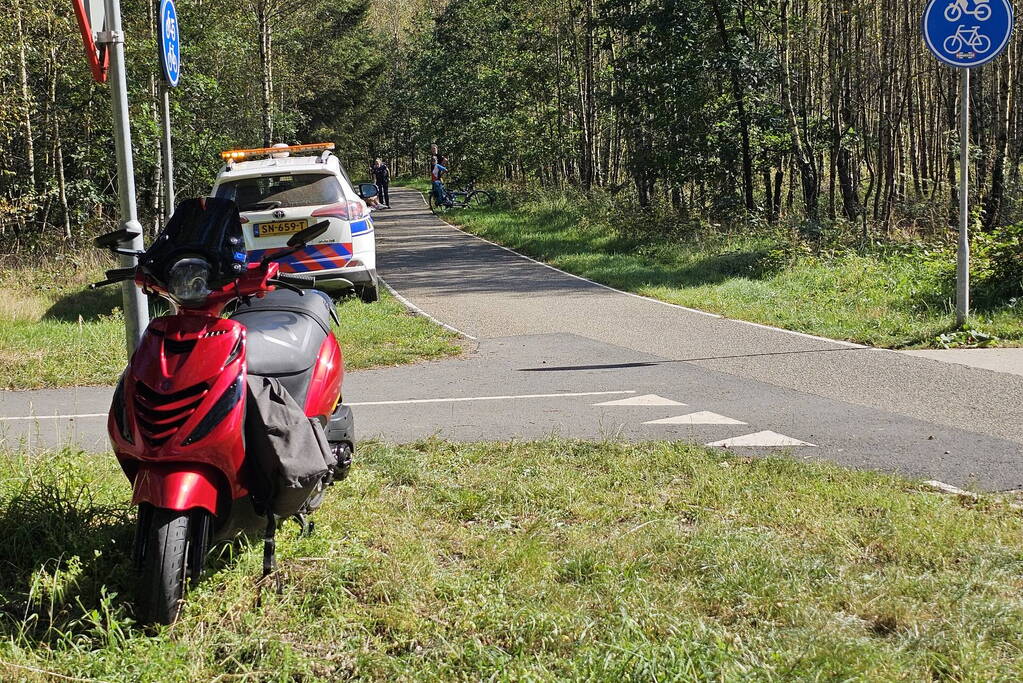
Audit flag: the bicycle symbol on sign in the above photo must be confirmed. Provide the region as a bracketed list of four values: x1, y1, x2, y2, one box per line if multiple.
[945, 0, 992, 22]
[943, 25, 992, 54]
[164, 13, 178, 42]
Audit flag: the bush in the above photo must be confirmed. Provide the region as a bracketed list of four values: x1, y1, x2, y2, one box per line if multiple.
[973, 221, 1023, 304]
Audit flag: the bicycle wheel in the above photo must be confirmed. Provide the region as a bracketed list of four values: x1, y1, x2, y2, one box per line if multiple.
[944, 35, 963, 54]
[465, 191, 494, 208]
[944, 4, 962, 21]
[975, 4, 991, 21]
[976, 34, 991, 53]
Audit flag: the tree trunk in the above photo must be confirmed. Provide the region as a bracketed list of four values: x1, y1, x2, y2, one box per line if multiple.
[16, 0, 36, 193]
[257, 2, 274, 146]
[779, 0, 819, 222]
[708, 0, 754, 212]
[983, 44, 1014, 231]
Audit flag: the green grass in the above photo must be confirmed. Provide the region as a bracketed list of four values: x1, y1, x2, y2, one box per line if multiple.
[0, 259, 461, 390]
[397, 176, 433, 194]
[411, 188, 1023, 348]
[1, 442, 1022, 679]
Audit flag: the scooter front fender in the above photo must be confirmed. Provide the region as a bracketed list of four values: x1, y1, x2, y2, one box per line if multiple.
[132, 463, 223, 516]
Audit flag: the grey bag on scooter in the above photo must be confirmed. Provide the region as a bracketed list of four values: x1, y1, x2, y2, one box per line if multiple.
[244, 375, 336, 517]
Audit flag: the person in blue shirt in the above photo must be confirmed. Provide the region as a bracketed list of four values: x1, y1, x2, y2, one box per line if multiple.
[431, 156, 450, 207]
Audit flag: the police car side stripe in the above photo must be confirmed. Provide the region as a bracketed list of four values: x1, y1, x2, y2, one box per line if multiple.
[302, 245, 337, 270]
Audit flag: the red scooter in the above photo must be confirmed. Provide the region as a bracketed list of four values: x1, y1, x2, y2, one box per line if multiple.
[91, 198, 354, 624]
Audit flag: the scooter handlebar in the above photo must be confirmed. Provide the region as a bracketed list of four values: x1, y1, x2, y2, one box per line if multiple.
[88, 267, 138, 289]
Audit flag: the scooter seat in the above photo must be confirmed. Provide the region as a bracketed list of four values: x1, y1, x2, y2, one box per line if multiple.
[233, 288, 336, 336]
[230, 289, 336, 407]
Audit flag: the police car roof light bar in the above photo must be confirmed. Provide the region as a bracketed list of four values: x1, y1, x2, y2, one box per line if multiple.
[220, 142, 335, 162]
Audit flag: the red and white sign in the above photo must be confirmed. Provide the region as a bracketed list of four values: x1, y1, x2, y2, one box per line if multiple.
[72, 0, 109, 83]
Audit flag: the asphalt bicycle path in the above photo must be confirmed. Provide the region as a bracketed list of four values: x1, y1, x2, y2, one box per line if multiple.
[3, 186, 1022, 492]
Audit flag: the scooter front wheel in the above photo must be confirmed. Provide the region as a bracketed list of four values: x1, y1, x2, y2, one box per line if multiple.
[137, 506, 210, 625]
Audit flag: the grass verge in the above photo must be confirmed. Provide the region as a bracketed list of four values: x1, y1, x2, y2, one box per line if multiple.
[0, 258, 461, 390]
[1, 442, 1021, 679]
[408, 187, 1023, 348]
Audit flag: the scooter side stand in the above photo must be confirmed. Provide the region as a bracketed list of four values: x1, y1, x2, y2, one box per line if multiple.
[255, 513, 315, 605]
[257, 514, 283, 598]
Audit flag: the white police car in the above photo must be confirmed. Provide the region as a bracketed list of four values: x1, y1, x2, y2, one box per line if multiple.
[211, 143, 380, 302]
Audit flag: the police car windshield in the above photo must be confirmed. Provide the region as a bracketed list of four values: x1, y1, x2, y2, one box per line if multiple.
[215, 173, 345, 211]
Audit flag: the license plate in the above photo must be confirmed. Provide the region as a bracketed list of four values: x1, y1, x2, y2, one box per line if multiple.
[253, 219, 307, 237]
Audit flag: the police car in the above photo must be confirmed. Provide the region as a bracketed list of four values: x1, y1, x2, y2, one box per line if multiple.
[211, 142, 380, 302]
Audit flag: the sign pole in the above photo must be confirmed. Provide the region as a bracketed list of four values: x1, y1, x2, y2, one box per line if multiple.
[156, 0, 180, 224]
[100, 0, 149, 354]
[921, 0, 1013, 327]
[160, 81, 175, 223]
[956, 67, 970, 326]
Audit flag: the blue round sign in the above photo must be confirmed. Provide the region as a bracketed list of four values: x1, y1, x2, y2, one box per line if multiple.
[923, 0, 1014, 67]
[158, 0, 181, 86]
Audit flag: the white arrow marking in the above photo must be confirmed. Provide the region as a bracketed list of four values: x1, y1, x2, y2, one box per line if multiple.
[707, 431, 817, 448]
[645, 411, 747, 425]
[593, 394, 686, 407]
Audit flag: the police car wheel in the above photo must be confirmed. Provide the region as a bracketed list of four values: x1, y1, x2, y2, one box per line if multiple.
[358, 283, 379, 303]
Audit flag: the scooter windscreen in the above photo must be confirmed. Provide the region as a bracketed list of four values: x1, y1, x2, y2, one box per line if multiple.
[140, 197, 248, 306]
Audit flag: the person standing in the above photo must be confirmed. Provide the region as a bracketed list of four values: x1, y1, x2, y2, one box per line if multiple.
[431, 155, 449, 206]
[428, 144, 439, 178]
[371, 158, 391, 208]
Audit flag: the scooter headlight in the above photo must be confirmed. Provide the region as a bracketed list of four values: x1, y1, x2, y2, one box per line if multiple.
[168, 257, 212, 307]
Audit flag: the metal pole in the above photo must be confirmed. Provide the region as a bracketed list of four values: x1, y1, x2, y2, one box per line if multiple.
[160, 81, 175, 223]
[956, 67, 970, 326]
[101, 0, 149, 354]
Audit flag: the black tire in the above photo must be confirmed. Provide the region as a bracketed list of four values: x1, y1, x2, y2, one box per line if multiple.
[358, 282, 379, 303]
[332, 441, 353, 481]
[465, 191, 494, 208]
[137, 507, 209, 625]
[428, 192, 451, 214]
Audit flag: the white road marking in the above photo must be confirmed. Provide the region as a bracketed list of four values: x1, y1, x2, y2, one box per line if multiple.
[922, 481, 1023, 510]
[0, 390, 639, 421]
[593, 394, 686, 407]
[645, 411, 747, 425]
[348, 390, 636, 407]
[377, 277, 479, 341]
[707, 430, 817, 448]
[0, 413, 107, 422]
[923, 480, 974, 496]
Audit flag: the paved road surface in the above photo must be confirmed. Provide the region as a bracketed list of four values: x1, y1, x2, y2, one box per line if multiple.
[3, 187, 1021, 491]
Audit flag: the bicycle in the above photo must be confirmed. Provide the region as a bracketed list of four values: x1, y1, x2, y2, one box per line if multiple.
[943, 25, 992, 55]
[428, 180, 494, 213]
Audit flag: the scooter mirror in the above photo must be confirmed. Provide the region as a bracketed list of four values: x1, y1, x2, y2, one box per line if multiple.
[94, 228, 140, 250]
[287, 220, 329, 247]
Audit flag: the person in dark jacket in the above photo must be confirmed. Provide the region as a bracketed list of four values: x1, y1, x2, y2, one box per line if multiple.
[371, 158, 390, 208]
